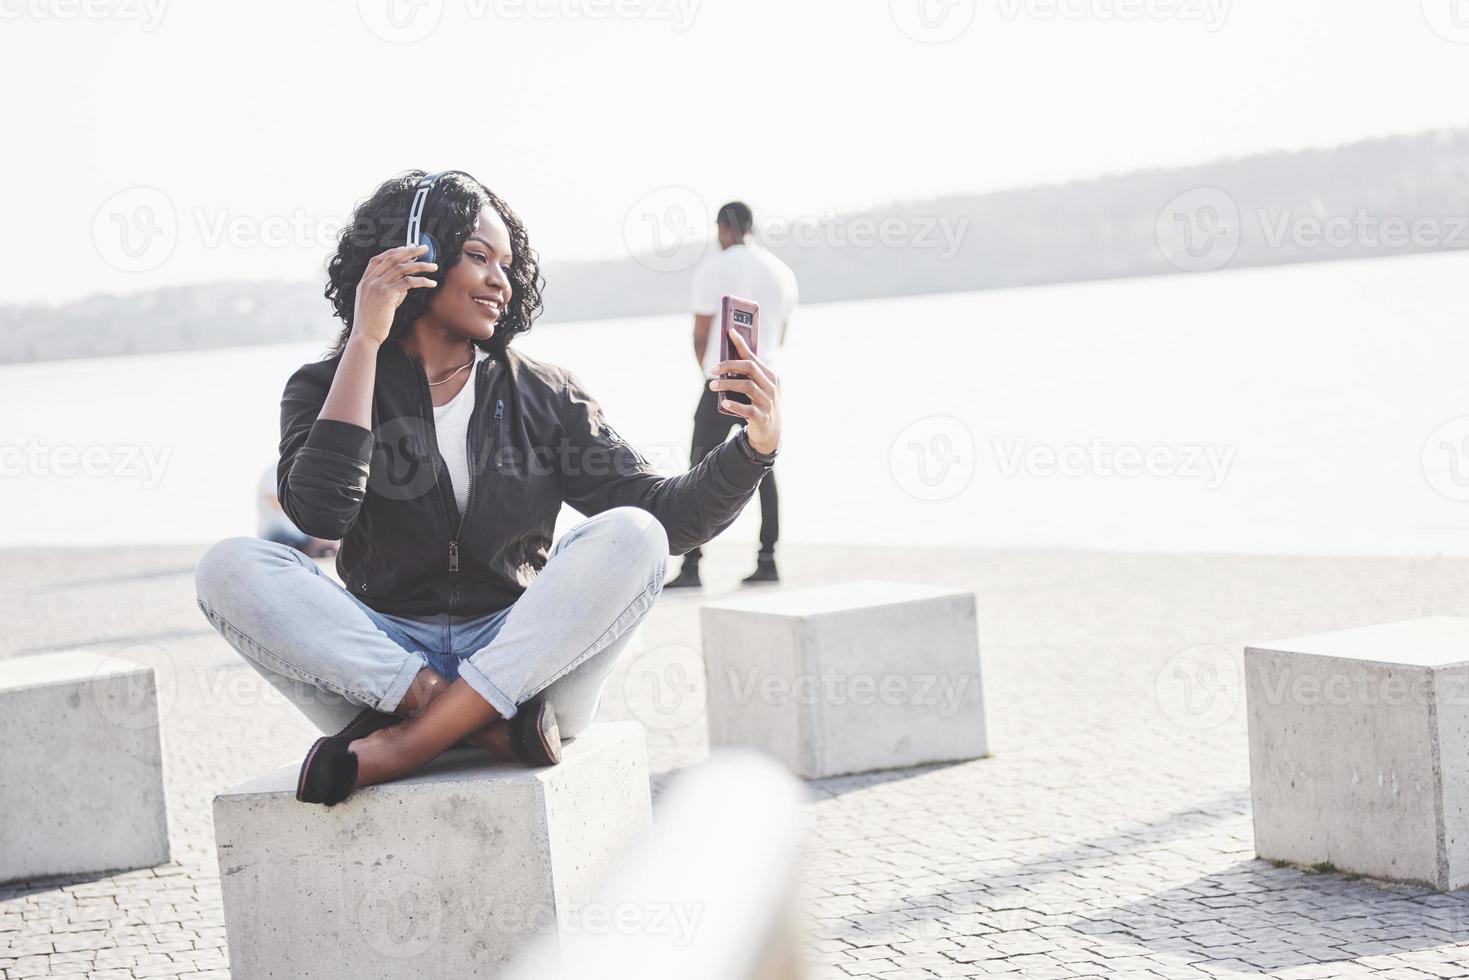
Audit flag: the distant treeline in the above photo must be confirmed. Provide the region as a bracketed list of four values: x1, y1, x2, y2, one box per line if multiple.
[5, 128, 1468, 364]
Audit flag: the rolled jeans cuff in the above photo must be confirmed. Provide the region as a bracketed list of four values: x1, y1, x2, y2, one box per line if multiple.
[457, 660, 520, 720]
[380, 651, 429, 715]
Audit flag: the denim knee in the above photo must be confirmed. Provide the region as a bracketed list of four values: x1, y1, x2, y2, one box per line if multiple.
[195, 535, 292, 615]
[589, 506, 669, 586]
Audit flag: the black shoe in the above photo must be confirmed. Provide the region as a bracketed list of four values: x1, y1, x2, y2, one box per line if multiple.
[296, 736, 359, 806]
[663, 560, 702, 589]
[508, 697, 562, 767]
[294, 708, 400, 806]
[332, 707, 403, 743]
[741, 556, 779, 585]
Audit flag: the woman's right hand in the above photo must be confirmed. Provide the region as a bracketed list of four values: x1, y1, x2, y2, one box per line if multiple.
[350, 244, 438, 347]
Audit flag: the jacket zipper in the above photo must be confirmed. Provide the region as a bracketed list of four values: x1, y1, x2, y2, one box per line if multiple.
[449, 376, 495, 580]
[493, 398, 504, 470]
[407, 351, 452, 550]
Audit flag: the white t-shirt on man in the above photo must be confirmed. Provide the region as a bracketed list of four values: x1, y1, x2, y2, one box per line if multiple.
[690, 242, 798, 380]
[433, 346, 491, 514]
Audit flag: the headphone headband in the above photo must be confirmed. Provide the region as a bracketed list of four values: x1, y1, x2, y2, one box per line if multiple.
[404, 170, 482, 251]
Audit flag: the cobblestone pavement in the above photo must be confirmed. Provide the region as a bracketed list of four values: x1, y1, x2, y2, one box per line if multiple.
[5, 542, 1469, 978]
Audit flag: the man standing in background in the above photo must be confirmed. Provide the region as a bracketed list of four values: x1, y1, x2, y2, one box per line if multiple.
[666, 201, 799, 588]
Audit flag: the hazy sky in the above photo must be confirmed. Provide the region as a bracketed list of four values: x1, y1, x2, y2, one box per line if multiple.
[4, 0, 1469, 306]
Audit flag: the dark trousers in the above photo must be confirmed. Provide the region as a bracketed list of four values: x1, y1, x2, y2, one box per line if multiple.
[685, 384, 778, 563]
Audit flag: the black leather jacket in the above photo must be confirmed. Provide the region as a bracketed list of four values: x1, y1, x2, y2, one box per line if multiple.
[277, 340, 772, 617]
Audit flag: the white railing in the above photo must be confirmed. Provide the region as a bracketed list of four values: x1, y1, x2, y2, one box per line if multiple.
[499, 749, 808, 980]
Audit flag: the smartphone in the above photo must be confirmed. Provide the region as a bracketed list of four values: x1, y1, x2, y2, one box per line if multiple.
[718, 294, 760, 417]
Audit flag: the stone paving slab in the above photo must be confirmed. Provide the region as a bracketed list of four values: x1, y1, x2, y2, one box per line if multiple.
[5, 542, 1469, 978]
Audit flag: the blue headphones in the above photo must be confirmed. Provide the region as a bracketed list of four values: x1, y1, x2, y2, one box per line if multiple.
[405, 170, 477, 266]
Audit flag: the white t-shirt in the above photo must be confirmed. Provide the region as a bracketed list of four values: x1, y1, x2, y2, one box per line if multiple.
[433, 346, 491, 514]
[690, 243, 799, 380]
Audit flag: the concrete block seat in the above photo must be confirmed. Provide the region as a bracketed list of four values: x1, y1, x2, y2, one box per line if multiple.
[701, 580, 988, 779]
[212, 721, 651, 978]
[1246, 616, 1469, 890]
[0, 650, 169, 884]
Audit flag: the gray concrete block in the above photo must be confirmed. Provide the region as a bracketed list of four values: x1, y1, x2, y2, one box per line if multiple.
[701, 581, 988, 779]
[212, 722, 652, 978]
[0, 650, 169, 884]
[1245, 616, 1469, 889]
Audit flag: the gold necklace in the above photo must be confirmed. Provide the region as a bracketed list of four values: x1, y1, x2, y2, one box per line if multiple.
[426, 342, 477, 386]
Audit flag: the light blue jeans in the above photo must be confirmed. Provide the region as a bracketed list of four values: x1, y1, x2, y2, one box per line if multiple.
[193, 506, 669, 739]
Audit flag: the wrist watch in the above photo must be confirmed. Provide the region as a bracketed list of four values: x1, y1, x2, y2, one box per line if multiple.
[735, 427, 779, 466]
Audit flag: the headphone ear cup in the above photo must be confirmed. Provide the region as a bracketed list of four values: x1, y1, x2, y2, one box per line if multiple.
[418, 233, 439, 267]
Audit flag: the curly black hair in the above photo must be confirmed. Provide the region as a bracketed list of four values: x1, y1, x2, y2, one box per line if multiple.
[322, 170, 544, 359]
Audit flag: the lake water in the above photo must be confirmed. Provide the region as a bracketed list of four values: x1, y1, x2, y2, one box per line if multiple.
[5, 250, 1469, 555]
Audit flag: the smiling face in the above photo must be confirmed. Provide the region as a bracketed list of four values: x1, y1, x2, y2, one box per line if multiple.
[421, 205, 514, 341]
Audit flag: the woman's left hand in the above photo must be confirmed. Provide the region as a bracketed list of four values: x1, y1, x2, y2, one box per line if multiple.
[711, 327, 782, 455]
